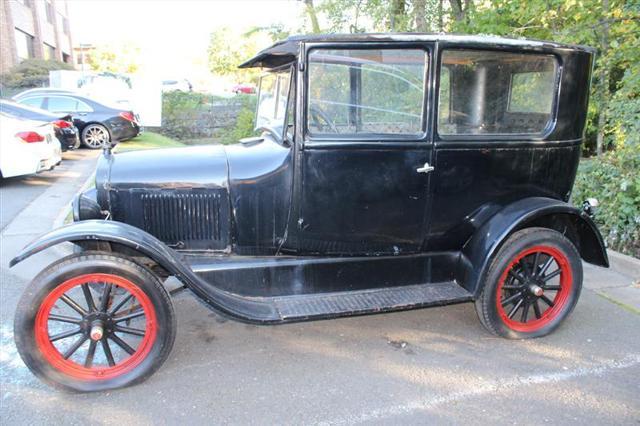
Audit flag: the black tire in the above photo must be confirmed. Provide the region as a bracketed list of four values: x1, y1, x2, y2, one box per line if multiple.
[14, 251, 176, 392]
[81, 124, 110, 149]
[475, 227, 583, 339]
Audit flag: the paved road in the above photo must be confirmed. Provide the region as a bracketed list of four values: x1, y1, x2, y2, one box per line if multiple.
[0, 150, 99, 230]
[0, 151, 638, 425]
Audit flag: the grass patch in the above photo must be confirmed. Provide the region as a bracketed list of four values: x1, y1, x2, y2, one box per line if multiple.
[115, 131, 184, 152]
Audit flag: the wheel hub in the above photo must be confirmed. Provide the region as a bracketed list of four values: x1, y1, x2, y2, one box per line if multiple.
[90, 321, 104, 341]
[528, 283, 544, 297]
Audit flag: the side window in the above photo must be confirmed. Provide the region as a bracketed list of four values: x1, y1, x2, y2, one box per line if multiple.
[21, 97, 44, 109]
[47, 96, 93, 113]
[438, 50, 557, 136]
[307, 48, 426, 137]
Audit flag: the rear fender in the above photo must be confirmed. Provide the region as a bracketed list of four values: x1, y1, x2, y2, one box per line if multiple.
[459, 197, 608, 297]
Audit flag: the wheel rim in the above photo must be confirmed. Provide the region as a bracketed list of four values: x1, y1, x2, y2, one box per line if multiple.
[35, 273, 157, 381]
[84, 126, 108, 148]
[496, 245, 573, 332]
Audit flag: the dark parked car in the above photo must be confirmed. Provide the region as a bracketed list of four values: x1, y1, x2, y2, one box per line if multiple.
[0, 100, 80, 151]
[11, 34, 608, 392]
[13, 91, 140, 149]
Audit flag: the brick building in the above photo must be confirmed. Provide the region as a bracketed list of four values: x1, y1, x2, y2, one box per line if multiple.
[1, 0, 74, 73]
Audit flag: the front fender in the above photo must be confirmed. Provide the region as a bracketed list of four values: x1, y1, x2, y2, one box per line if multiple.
[9, 220, 280, 322]
[459, 197, 608, 297]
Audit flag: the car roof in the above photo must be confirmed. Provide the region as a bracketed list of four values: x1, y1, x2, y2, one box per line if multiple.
[239, 32, 596, 69]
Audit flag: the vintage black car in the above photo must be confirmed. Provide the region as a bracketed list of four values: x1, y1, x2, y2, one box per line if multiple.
[11, 34, 608, 392]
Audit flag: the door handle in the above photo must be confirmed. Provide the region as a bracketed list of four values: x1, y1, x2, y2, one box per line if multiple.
[416, 162, 434, 174]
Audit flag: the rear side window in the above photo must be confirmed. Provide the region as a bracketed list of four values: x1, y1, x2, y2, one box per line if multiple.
[307, 48, 426, 137]
[438, 50, 557, 136]
[47, 96, 93, 113]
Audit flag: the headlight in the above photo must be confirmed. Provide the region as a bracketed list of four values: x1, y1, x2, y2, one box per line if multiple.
[72, 188, 105, 221]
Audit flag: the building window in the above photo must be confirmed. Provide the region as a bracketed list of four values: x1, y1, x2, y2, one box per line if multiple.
[46, 1, 55, 24]
[15, 29, 35, 61]
[43, 43, 56, 60]
[62, 53, 71, 63]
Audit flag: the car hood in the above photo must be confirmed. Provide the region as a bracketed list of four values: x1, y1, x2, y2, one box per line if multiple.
[96, 145, 229, 192]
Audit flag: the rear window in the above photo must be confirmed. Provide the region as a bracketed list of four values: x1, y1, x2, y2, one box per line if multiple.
[438, 50, 557, 136]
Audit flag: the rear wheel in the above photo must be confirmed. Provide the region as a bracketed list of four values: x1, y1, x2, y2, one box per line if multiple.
[81, 124, 110, 149]
[475, 228, 582, 339]
[14, 252, 176, 392]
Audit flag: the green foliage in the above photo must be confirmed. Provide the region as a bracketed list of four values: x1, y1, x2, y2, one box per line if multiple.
[88, 43, 141, 73]
[115, 132, 184, 153]
[219, 106, 259, 145]
[160, 90, 213, 140]
[0, 59, 74, 89]
[207, 27, 272, 81]
[573, 144, 640, 257]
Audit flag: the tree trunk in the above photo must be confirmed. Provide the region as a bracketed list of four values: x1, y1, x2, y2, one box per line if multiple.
[449, 0, 465, 22]
[414, 0, 427, 32]
[304, 0, 321, 33]
[389, 0, 406, 31]
[596, 0, 610, 156]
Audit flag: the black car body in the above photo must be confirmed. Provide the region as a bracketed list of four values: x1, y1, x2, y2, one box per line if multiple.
[11, 34, 609, 392]
[0, 99, 80, 151]
[13, 91, 140, 149]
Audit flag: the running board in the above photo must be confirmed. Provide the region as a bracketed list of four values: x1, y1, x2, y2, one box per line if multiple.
[272, 281, 472, 321]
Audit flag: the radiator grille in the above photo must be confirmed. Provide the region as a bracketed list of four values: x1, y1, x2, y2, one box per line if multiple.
[140, 191, 227, 248]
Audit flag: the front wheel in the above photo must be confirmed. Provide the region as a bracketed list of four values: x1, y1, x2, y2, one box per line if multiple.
[475, 227, 583, 339]
[14, 252, 176, 392]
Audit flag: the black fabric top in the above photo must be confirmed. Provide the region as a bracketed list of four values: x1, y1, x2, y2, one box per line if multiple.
[238, 33, 595, 69]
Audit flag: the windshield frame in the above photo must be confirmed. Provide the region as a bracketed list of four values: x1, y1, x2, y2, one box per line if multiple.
[255, 65, 293, 141]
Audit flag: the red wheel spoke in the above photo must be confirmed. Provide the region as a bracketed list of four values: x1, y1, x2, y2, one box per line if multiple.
[109, 334, 136, 355]
[63, 335, 88, 359]
[101, 339, 116, 367]
[84, 341, 97, 368]
[507, 297, 524, 319]
[114, 325, 146, 337]
[60, 294, 87, 316]
[48, 314, 81, 324]
[50, 327, 82, 342]
[99, 284, 113, 312]
[114, 310, 145, 323]
[81, 284, 96, 311]
[109, 293, 133, 315]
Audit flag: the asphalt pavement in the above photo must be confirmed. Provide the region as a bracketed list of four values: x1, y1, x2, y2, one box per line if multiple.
[0, 149, 638, 425]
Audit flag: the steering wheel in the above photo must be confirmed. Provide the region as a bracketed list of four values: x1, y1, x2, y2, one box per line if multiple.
[309, 106, 339, 134]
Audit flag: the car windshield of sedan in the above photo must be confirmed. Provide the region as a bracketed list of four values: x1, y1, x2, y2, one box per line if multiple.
[256, 69, 290, 136]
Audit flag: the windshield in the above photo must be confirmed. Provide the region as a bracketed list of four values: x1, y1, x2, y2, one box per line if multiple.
[256, 69, 290, 136]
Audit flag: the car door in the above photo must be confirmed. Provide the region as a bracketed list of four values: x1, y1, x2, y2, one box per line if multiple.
[294, 43, 434, 255]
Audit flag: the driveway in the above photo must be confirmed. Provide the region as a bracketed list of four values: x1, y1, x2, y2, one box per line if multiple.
[0, 152, 638, 424]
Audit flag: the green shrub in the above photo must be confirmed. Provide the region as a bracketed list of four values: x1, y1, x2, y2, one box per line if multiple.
[0, 59, 74, 89]
[573, 144, 640, 258]
[218, 106, 258, 145]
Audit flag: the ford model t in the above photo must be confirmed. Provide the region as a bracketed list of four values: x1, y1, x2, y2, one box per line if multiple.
[11, 34, 608, 392]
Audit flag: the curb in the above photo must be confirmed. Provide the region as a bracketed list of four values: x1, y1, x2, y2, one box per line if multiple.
[607, 249, 640, 281]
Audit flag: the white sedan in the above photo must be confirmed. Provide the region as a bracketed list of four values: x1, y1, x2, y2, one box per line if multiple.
[0, 113, 62, 179]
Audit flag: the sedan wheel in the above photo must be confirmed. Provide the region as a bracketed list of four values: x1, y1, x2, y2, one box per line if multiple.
[81, 125, 110, 149]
